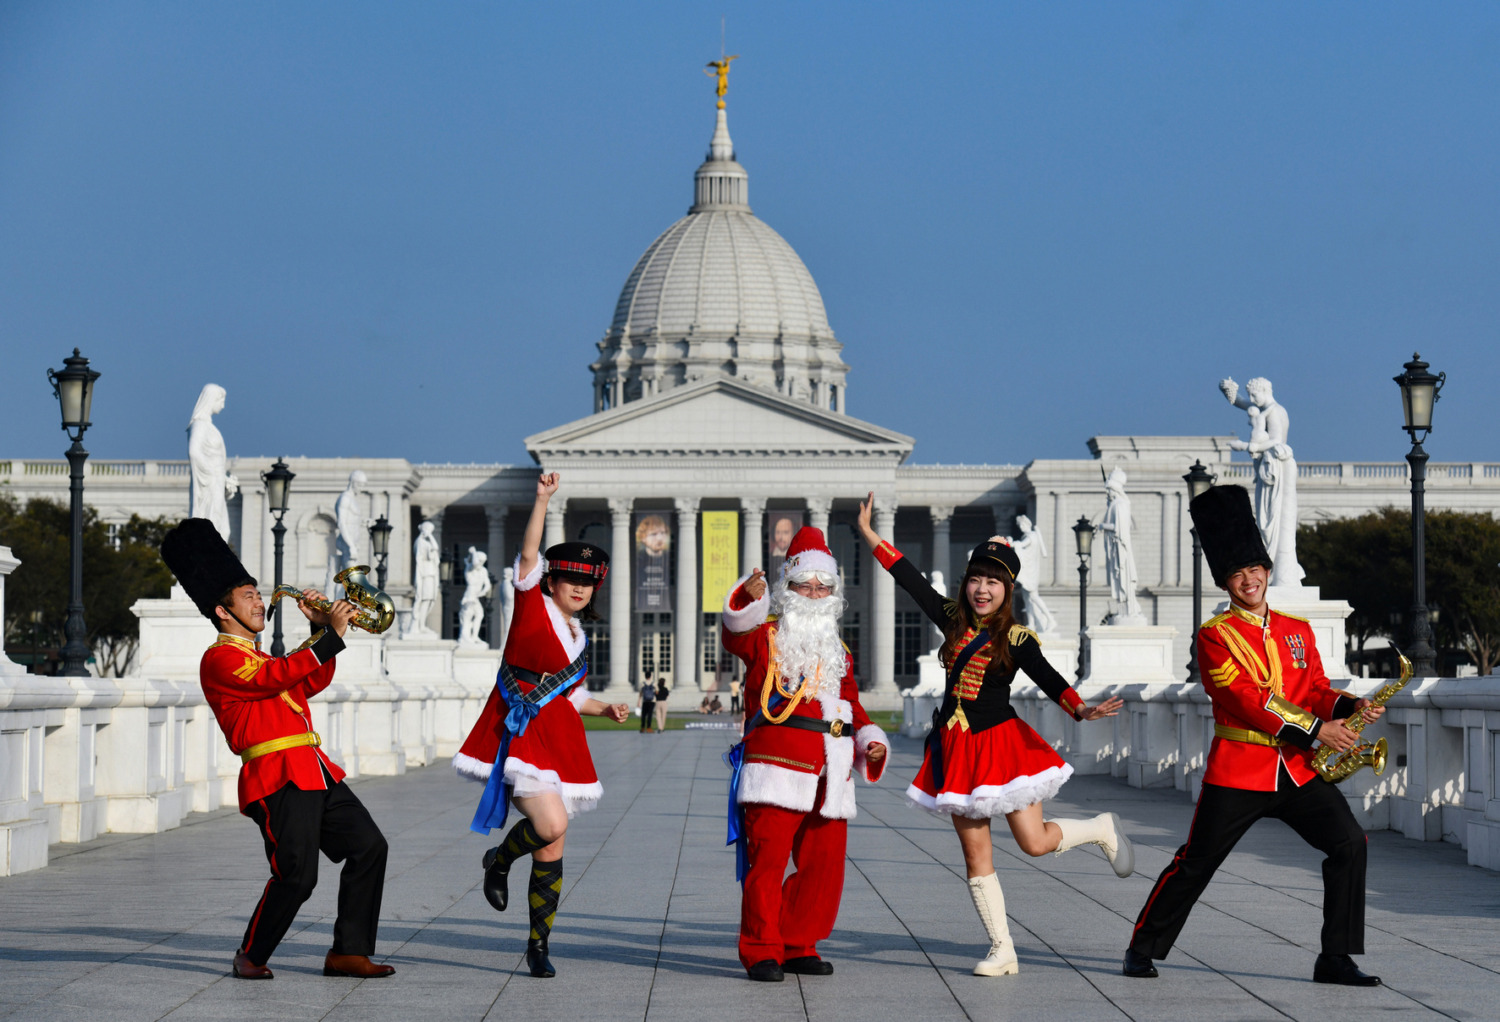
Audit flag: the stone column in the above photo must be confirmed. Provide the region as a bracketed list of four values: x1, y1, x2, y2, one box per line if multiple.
[872, 498, 898, 697]
[607, 497, 633, 699]
[544, 498, 567, 551]
[427, 508, 447, 638]
[928, 505, 954, 585]
[674, 497, 700, 691]
[741, 497, 765, 574]
[805, 497, 831, 537]
[484, 505, 508, 649]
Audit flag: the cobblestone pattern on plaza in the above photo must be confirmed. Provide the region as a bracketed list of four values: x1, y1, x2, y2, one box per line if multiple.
[1, 732, 1496, 1021]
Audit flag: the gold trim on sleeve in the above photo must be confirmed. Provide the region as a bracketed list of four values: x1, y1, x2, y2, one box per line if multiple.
[1266, 693, 1317, 733]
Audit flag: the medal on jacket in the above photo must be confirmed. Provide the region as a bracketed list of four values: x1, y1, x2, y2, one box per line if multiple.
[1285, 633, 1307, 670]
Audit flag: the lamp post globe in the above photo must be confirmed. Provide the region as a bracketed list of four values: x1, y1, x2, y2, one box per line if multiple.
[47, 349, 100, 677]
[1394, 353, 1443, 677]
[370, 515, 393, 591]
[261, 458, 295, 656]
[1182, 460, 1217, 682]
[1072, 516, 1095, 682]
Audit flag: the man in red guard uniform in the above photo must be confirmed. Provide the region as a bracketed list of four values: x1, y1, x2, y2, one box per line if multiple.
[721, 526, 888, 983]
[160, 518, 395, 982]
[1123, 487, 1384, 986]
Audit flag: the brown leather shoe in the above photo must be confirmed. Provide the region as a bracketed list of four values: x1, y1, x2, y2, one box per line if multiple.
[323, 952, 396, 978]
[232, 952, 273, 979]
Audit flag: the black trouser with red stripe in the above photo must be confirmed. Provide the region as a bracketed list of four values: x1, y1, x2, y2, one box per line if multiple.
[1130, 772, 1367, 959]
[240, 780, 388, 966]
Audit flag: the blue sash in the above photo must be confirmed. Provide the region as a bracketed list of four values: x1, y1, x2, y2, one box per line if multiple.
[469, 650, 589, 835]
[723, 689, 792, 883]
[925, 631, 991, 790]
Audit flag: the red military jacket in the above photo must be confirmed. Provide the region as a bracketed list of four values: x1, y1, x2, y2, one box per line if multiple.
[199, 629, 347, 812]
[1198, 603, 1358, 791]
[721, 576, 887, 820]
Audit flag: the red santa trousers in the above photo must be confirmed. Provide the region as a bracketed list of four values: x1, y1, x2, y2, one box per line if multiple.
[739, 780, 847, 968]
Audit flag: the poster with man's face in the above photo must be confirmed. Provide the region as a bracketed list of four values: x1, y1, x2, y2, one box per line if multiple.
[634, 512, 672, 612]
[767, 511, 803, 581]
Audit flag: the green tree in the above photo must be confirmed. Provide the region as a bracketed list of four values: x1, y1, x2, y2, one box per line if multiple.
[0, 493, 177, 676]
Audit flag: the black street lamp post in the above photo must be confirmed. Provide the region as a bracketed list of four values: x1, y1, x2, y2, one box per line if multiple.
[439, 549, 454, 640]
[1072, 516, 1095, 682]
[47, 349, 100, 677]
[1183, 460, 1217, 683]
[262, 458, 295, 656]
[1394, 352, 1444, 677]
[369, 515, 393, 591]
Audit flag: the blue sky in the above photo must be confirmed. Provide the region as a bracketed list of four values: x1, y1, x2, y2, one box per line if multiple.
[2, 2, 1496, 468]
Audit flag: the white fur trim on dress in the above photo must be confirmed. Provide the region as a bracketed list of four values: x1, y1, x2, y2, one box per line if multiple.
[453, 751, 492, 782]
[722, 573, 770, 633]
[737, 762, 818, 813]
[853, 723, 889, 783]
[566, 683, 590, 711]
[816, 692, 858, 820]
[513, 553, 545, 592]
[502, 757, 603, 817]
[906, 763, 1074, 820]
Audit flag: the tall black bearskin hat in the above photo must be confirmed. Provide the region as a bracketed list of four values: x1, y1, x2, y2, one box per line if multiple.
[159, 518, 258, 622]
[965, 538, 1021, 581]
[544, 541, 610, 585]
[1189, 485, 1272, 588]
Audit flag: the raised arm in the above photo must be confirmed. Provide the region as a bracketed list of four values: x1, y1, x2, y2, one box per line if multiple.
[518, 472, 559, 578]
[857, 492, 949, 627]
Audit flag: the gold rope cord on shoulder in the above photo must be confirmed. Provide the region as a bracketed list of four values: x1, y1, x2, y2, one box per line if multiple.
[1213, 621, 1283, 695]
[761, 630, 812, 724]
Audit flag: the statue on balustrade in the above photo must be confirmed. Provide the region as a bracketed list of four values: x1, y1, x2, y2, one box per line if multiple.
[1010, 515, 1057, 634]
[187, 384, 239, 543]
[458, 547, 492, 648]
[1099, 468, 1147, 625]
[328, 470, 368, 597]
[1220, 375, 1305, 587]
[406, 520, 440, 638]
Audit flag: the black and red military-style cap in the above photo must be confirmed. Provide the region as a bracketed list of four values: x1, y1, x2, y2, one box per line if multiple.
[965, 538, 1021, 581]
[1190, 485, 1272, 587]
[159, 518, 258, 622]
[545, 541, 610, 584]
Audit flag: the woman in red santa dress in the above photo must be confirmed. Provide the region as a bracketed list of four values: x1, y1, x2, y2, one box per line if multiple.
[857, 494, 1132, 977]
[721, 525, 888, 982]
[453, 472, 630, 979]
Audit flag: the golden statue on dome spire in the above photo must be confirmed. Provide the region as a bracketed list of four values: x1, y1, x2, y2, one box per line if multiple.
[705, 54, 738, 109]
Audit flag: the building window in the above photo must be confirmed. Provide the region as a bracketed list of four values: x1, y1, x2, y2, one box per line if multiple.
[583, 621, 609, 690]
[106, 523, 121, 551]
[831, 522, 861, 587]
[895, 610, 925, 677]
[829, 385, 838, 411]
[702, 612, 721, 675]
[841, 611, 863, 688]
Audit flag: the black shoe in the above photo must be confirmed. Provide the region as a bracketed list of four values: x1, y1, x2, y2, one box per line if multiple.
[783, 955, 833, 976]
[526, 939, 556, 978]
[1122, 948, 1158, 978]
[1313, 953, 1381, 986]
[746, 959, 784, 982]
[481, 847, 509, 912]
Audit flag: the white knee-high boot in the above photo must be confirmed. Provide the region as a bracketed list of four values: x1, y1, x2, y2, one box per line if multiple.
[966, 873, 1019, 976]
[1050, 812, 1134, 877]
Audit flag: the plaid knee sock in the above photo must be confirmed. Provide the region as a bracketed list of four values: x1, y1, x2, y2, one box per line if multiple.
[496, 818, 547, 870]
[528, 859, 563, 943]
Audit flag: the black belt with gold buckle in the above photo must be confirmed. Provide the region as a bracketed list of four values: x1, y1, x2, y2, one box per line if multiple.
[769, 716, 854, 738]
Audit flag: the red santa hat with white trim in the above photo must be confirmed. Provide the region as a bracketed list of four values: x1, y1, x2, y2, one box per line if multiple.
[780, 526, 838, 582]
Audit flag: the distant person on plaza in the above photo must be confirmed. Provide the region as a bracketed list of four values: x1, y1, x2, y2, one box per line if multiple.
[639, 671, 657, 734]
[858, 494, 1132, 978]
[729, 678, 742, 715]
[454, 473, 630, 979]
[709, 695, 724, 714]
[654, 680, 670, 732]
[1123, 486, 1384, 987]
[699, 696, 713, 714]
[722, 525, 888, 982]
[159, 519, 395, 982]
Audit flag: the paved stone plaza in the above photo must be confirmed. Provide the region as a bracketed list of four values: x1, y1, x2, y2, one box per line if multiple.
[1, 731, 1496, 1021]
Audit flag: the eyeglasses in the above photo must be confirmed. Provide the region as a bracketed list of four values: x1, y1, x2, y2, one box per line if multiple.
[789, 581, 834, 596]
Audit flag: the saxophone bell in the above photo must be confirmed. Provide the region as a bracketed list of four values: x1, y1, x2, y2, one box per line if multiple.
[267, 567, 396, 636]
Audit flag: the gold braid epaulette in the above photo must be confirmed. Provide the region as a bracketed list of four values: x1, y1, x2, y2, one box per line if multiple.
[1212, 620, 1283, 695]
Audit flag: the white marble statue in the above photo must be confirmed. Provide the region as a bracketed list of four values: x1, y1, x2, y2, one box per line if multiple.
[186, 384, 239, 542]
[405, 520, 440, 638]
[1220, 376, 1304, 587]
[328, 470, 368, 596]
[1009, 516, 1058, 634]
[1099, 468, 1146, 625]
[458, 547, 492, 648]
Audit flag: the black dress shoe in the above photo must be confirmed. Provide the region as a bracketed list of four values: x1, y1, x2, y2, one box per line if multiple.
[783, 955, 833, 975]
[746, 959, 784, 982]
[481, 846, 509, 912]
[526, 938, 556, 978]
[1122, 948, 1158, 978]
[1314, 953, 1381, 986]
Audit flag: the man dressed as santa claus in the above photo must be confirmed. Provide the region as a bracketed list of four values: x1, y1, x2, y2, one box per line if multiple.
[721, 526, 888, 982]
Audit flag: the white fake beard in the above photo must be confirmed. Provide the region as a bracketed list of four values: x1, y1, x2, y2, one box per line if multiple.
[772, 586, 848, 694]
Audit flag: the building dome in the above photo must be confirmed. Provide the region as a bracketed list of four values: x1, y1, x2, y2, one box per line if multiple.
[591, 105, 849, 413]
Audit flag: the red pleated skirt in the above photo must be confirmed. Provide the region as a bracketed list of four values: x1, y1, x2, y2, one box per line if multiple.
[907, 716, 1073, 819]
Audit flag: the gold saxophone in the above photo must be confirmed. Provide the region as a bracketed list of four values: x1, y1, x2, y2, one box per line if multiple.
[270, 565, 396, 636]
[1313, 652, 1412, 783]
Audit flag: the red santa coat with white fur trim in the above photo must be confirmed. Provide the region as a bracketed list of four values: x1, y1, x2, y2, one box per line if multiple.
[721, 575, 887, 818]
